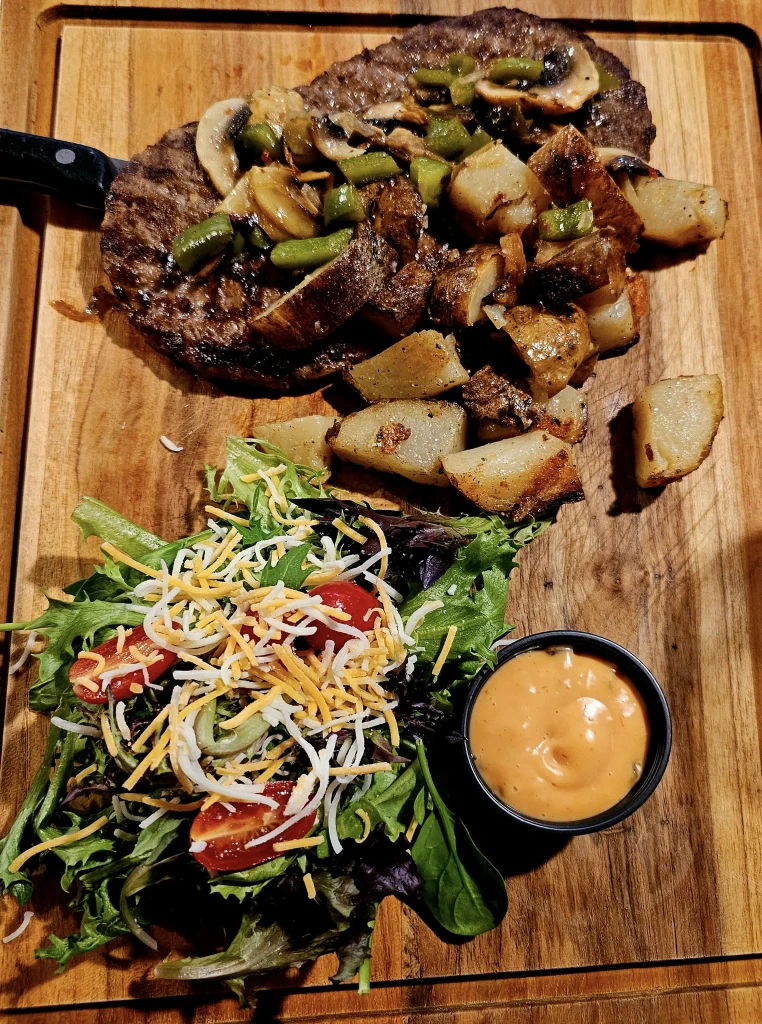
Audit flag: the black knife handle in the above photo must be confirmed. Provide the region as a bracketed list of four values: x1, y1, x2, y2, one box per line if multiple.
[0, 129, 121, 210]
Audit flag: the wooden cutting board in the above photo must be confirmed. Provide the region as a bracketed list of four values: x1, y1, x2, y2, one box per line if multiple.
[1, 2, 762, 1021]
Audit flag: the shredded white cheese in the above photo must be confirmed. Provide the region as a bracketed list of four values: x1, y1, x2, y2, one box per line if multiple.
[50, 717, 101, 738]
[160, 435, 184, 452]
[2, 911, 34, 944]
[8, 632, 37, 675]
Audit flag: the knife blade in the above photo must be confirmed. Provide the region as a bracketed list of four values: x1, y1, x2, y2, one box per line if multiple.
[0, 129, 129, 211]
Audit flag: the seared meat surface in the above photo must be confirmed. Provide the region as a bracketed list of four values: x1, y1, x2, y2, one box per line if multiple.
[299, 7, 655, 159]
[100, 9, 655, 390]
[101, 125, 379, 389]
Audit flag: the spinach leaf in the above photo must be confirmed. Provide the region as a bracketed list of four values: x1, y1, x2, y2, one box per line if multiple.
[411, 741, 507, 937]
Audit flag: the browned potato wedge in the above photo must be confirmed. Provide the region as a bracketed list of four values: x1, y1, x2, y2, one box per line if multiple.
[442, 432, 584, 519]
[368, 176, 426, 263]
[466, 368, 588, 444]
[361, 261, 435, 338]
[429, 245, 505, 328]
[528, 125, 643, 251]
[253, 223, 396, 350]
[619, 175, 727, 248]
[528, 231, 626, 306]
[255, 416, 337, 473]
[492, 234, 527, 307]
[448, 142, 549, 240]
[500, 303, 594, 399]
[329, 400, 467, 486]
[580, 270, 649, 353]
[633, 374, 724, 488]
[345, 330, 469, 401]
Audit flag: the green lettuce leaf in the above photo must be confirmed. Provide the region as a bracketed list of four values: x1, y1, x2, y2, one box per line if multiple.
[72, 497, 165, 559]
[399, 517, 550, 678]
[258, 543, 314, 590]
[0, 598, 145, 688]
[37, 812, 116, 892]
[0, 725, 62, 904]
[36, 878, 129, 971]
[211, 437, 326, 533]
[210, 855, 293, 902]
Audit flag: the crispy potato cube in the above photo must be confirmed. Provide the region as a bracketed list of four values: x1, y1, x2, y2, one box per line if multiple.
[345, 330, 469, 401]
[619, 175, 727, 248]
[501, 303, 594, 399]
[528, 124, 643, 250]
[442, 432, 584, 519]
[465, 368, 588, 444]
[580, 270, 649, 353]
[632, 374, 724, 488]
[429, 245, 505, 327]
[528, 231, 626, 306]
[329, 399, 467, 486]
[255, 416, 338, 473]
[492, 234, 527, 306]
[362, 261, 435, 338]
[449, 142, 549, 240]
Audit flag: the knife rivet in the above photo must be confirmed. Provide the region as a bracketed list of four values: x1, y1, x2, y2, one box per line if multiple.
[55, 148, 75, 165]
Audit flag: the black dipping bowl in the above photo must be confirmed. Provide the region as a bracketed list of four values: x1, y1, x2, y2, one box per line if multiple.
[461, 631, 672, 836]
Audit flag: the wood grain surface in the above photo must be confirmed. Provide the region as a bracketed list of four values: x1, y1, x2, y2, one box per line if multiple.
[1, 2, 762, 1021]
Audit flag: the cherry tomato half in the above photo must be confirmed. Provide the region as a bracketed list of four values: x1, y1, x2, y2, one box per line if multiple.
[190, 781, 316, 871]
[69, 626, 177, 703]
[307, 581, 382, 651]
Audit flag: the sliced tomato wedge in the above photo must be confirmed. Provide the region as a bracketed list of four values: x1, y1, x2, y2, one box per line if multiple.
[69, 626, 177, 703]
[307, 581, 382, 651]
[190, 781, 316, 871]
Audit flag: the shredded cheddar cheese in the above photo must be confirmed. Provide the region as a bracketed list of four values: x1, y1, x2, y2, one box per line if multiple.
[8, 815, 109, 874]
[272, 836, 325, 853]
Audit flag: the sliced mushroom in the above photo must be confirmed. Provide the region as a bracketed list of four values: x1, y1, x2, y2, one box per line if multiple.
[384, 127, 449, 165]
[329, 111, 386, 144]
[196, 97, 251, 197]
[429, 245, 506, 327]
[595, 147, 656, 176]
[361, 99, 431, 126]
[252, 222, 397, 350]
[475, 45, 599, 116]
[310, 116, 368, 161]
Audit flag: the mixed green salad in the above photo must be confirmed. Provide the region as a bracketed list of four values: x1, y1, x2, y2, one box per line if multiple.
[0, 437, 546, 1003]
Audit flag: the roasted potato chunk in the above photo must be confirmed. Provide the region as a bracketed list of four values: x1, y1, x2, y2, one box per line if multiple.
[499, 303, 594, 399]
[369, 175, 426, 263]
[449, 142, 549, 240]
[492, 234, 527, 306]
[253, 223, 396, 349]
[528, 125, 643, 251]
[633, 374, 724, 487]
[619, 175, 727, 248]
[527, 231, 626, 306]
[362, 261, 435, 338]
[442, 432, 584, 518]
[580, 270, 649, 353]
[329, 400, 467, 486]
[255, 416, 337, 473]
[465, 368, 588, 444]
[429, 245, 505, 327]
[345, 330, 469, 401]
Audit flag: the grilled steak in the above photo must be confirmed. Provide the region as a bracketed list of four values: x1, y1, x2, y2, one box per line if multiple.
[299, 7, 655, 159]
[101, 125, 379, 389]
[101, 9, 655, 390]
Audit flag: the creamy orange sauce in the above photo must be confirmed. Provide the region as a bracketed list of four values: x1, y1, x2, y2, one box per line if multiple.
[469, 647, 649, 822]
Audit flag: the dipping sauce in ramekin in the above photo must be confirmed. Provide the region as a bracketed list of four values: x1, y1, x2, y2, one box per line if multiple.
[461, 632, 671, 835]
[469, 647, 650, 822]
